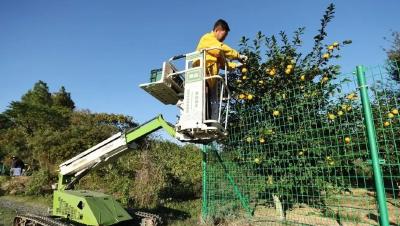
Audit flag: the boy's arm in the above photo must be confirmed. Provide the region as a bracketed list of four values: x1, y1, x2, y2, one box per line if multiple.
[198, 34, 240, 60]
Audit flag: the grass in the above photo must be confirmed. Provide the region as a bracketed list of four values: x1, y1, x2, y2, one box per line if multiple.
[148, 198, 202, 226]
[0, 195, 51, 226]
[0, 207, 16, 226]
[0, 194, 52, 206]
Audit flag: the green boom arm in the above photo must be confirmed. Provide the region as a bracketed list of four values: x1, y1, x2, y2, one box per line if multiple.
[125, 114, 176, 143]
[57, 114, 176, 191]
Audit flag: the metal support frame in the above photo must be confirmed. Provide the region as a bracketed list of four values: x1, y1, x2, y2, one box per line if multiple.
[356, 65, 390, 226]
[201, 145, 208, 223]
[201, 143, 253, 222]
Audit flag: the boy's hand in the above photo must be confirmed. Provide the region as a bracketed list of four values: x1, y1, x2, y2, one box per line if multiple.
[239, 54, 248, 62]
[235, 62, 244, 68]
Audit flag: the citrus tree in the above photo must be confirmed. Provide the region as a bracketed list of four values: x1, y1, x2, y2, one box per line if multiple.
[369, 67, 400, 196]
[217, 3, 361, 216]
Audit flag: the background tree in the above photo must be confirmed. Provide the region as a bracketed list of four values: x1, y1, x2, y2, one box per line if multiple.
[52, 86, 75, 110]
[385, 31, 400, 83]
[0, 80, 202, 211]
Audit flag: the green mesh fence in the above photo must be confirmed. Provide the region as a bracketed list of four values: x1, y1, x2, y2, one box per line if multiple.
[202, 63, 400, 225]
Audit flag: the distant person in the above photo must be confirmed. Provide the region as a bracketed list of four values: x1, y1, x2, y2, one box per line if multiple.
[0, 159, 4, 175]
[10, 156, 24, 177]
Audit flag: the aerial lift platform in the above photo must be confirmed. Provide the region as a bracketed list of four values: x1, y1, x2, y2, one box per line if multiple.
[13, 48, 233, 226]
[140, 48, 231, 142]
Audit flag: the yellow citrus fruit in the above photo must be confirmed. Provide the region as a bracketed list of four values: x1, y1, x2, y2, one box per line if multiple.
[267, 176, 273, 185]
[259, 138, 265, 143]
[258, 80, 264, 84]
[247, 94, 254, 100]
[239, 94, 245, 99]
[384, 121, 391, 127]
[392, 109, 399, 115]
[269, 68, 276, 76]
[266, 68, 270, 72]
[344, 137, 351, 144]
[322, 53, 330, 59]
[346, 93, 357, 100]
[246, 137, 252, 143]
[337, 110, 344, 116]
[329, 161, 335, 166]
[254, 158, 261, 164]
[333, 42, 339, 47]
[322, 77, 329, 83]
[328, 45, 334, 51]
[241, 67, 248, 73]
[242, 75, 247, 80]
[273, 110, 280, 117]
[300, 75, 306, 81]
[326, 156, 331, 160]
[236, 79, 242, 83]
[285, 68, 292, 75]
[328, 113, 336, 120]
[388, 113, 395, 119]
[298, 151, 304, 156]
[266, 129, 273, 135]
[341, 104, 352, 111]
[286, 64, 294, 69]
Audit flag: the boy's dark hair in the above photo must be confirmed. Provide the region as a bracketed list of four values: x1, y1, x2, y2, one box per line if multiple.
[213, 19, 230, 32]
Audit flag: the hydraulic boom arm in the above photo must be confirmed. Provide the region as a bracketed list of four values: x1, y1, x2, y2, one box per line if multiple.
[57, 115, 176, 190]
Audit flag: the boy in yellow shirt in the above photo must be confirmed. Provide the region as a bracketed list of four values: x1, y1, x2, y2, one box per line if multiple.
[196, 19, 247, 120]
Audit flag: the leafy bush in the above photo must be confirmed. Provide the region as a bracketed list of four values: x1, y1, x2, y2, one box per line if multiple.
[25, 169, 52, 196]
[130, 150, 167, 208]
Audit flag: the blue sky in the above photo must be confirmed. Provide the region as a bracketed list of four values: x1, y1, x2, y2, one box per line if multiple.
[1, 0, 399, 128]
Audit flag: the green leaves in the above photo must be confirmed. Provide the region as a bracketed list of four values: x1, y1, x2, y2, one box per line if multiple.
[0, 81, 138, 172]
[229, 3, 352, 116]
[21, 80, 53, 106]
[25, 169, 51, 196]
[385, 31, 400, 82]
[216, 3, 359, 209]
[5, 101, 70, 135]
[4, 81, 74, 135]
[53, 86, 75, 110]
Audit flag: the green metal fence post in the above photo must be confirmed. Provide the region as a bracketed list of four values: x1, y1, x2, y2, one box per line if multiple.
[213, 150, 254, 217]
[201, 145, 208, 223]
[356, 65, 390, 226]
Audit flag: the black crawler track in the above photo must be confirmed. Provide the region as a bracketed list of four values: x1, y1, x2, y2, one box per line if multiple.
[13, 213, 71, 226]
[13, 212, 162, 226]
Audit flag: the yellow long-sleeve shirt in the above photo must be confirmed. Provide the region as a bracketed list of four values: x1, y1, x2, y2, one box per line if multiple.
[196, 32, 240, 76]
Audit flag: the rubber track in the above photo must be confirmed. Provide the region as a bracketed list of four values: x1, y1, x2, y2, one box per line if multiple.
[14, 213, 71, 226]
[134, 211, 163, 225]
[14, 212, 162, 226]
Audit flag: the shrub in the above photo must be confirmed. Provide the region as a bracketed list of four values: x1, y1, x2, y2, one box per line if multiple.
[25, 169, 51, 196]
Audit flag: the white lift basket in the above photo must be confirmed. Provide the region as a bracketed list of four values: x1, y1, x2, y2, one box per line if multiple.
[140, 48, 231, 143]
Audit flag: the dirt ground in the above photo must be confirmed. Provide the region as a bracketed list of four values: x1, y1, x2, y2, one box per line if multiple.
[212, 188, 400, 226]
